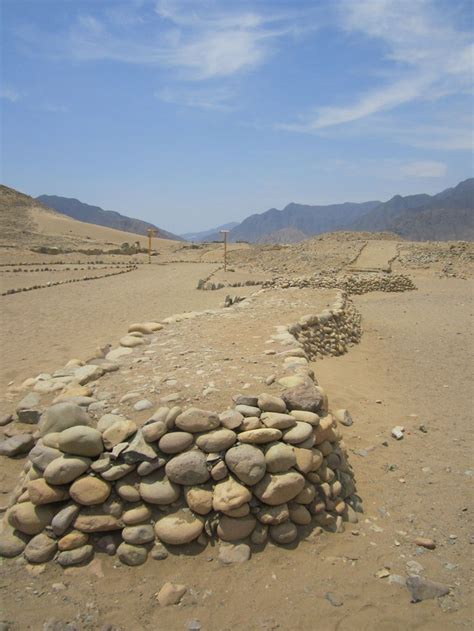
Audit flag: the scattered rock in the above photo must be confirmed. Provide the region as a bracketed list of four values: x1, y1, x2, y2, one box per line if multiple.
[0, 434, 35, 457]
[218, 543, 251, 564]
[157, 582, 187, 606]
[117, 542, 148, 566]
[406, 576, 450, 603]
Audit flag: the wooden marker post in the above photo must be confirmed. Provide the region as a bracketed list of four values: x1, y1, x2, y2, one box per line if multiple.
[147, 228, 157, 263]
[220, 229, 229, 272]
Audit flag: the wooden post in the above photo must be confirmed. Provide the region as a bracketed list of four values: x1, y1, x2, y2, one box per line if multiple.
[220, 230, 229, 272]
[147, 228, 157, 263]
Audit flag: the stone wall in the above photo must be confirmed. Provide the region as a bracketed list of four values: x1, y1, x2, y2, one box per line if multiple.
[0, 306, 361, 568]
[264, 272, 416, 294]
[284, 291, 361, 360]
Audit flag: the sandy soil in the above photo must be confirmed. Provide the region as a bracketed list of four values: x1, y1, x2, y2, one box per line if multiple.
[0, 237, 473, 630]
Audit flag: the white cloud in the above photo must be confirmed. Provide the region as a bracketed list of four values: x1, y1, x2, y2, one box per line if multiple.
[1, 87, 22, 102]
[400, 161, 447, 178]
[23, 1, 298, 81]
[279, 0, 473, 132]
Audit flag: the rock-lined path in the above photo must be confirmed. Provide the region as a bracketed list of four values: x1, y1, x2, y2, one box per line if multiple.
[347, 240, 399, 272]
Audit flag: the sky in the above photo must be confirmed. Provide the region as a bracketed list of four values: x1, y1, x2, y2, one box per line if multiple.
[1, 0, 473, 234]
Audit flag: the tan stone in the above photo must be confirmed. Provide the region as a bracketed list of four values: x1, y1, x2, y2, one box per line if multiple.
[69, 477, 111, 505]
[184, 485, 213, 515]
[27, 479, 69, 505]
[122, 505, 152, 526]
[58, 530, 89, 551]
[217, 514, 257, 541]
[238, 428, 282, 444]
[154, 510, 204, 545]
[254, 472, 305, 506]
[212, 477, 252, 512]
[102, 420, 137, 449]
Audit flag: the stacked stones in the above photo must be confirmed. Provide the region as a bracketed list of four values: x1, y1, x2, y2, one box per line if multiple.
[1, 383, 359, 567]
[285, 291, 361, 360]
[262, 273, 416, 294]
[1, 265, 137, 297]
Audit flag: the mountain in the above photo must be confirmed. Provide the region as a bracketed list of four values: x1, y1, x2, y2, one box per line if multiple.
[228, 200, 381, 243]
[258, 227, 310, 244]
[36, 195, 184, 241]
[0, 185, 182, 251]
[352, 178, 474, 240]
[181, 222, 239, 242]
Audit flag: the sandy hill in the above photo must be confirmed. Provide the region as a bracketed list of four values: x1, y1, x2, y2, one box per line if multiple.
[37, 194, 183, 241]
[0, 185, 181, 253]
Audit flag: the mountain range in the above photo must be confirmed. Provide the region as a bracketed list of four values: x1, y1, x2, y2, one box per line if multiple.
[194, 178, 473, 243]
[36, 195, 183, 241]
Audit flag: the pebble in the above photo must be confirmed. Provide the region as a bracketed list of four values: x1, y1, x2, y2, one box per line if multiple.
[151, 543, 169, 560]
[156, 582, 187, 606]
[325, 592, 343, 607]
[406, 576, 450, 602]
[414, 537, 436, 550]
[391, 426, 405, 440]
[218, 543, 251, 564]
[334, 409, 353, 427]
[133, 399, 153, 412]
[117, 542, 148, 566]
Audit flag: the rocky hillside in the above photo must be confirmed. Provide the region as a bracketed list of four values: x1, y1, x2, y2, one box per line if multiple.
[258, 227, 309, 244]
[229, 200, 380, 243]
[37, 195, 183, 241]
[352, 178, 474, 240]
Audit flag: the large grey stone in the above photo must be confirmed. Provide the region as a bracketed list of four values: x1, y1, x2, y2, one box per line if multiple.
[57, 544, 94, 567]
[282, 383, 323, 413]
[196, 429, 236, 453]
[28, 443, 61, 471]
[139, 469, 181, 505]
[44, 455, 91, 484]
[24, 533, 57, 563]
[165, 451, 210, 485]
[175, 408, 220, 433]
[225, 444, 266, 486]
[0, 434, 34, 457]
[39, 403, 92, 437]
[58, 426, 103, 457]
[121, 430, 158, 463]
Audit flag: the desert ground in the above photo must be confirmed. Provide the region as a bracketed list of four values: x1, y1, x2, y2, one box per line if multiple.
[0, 207, 473, 631]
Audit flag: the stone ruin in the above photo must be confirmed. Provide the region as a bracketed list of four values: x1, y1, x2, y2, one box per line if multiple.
[0, 293, 362, 568]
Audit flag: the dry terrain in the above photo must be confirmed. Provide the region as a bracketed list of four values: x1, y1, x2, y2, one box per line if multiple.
[0, 210, 473, 631]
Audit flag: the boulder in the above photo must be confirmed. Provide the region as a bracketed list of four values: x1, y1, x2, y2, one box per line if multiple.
[281, 384, 324, 413]
[39, 403, 92, 437]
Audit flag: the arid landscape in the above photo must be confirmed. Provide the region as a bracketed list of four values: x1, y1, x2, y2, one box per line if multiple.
[0, 188, 473, 631]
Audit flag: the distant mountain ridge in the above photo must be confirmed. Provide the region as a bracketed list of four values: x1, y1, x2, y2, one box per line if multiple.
[180, 222, 239, 242]
[352, 178, 474, 240]
[36, 195, 183, 241]
[223, 178, 474, 243]
[228, 200, 381, 243]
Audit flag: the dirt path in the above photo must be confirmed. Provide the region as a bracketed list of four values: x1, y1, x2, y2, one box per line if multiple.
[0, 263, 256, 394]
[348, 240, 399, 272]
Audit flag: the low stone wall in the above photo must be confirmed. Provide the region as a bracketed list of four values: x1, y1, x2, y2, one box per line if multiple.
[0, 304, 361, 568]
[1, 264, 137, 296]
[264, 272, 416, 295]
[281, 291, 361, 360]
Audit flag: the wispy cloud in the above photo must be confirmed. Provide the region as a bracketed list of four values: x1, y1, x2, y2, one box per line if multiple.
[1, 86, 22, 102]
[156, 84, 235, 110]
[18, 0, 299, 81]
[279, 0, 473, 132]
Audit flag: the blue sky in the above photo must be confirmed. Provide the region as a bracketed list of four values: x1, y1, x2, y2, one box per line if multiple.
[1, 0, 473, 234]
